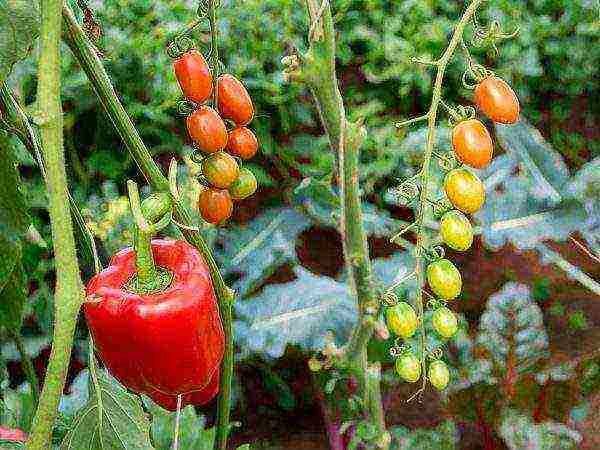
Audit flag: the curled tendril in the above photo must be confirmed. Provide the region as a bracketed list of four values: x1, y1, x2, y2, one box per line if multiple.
[177, 99, 198, 116]
[190, 149, 206, 165]
[392, 178, 420, 205]
[166, 35, 195, 59]
[424, 245, 445, 262]
[428, 348, 444, 360]
[389, 341, 411, 358]
[381, 291, 399, 307]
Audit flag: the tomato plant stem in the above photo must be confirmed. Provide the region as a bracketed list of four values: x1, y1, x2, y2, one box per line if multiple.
[62, 5, 235, 448]
[26, 1, 85, 448]
[411, 0, 487, 399]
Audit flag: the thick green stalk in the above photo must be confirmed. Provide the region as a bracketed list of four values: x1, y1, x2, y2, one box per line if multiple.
[61, 5, 234, 448]
[301, 0, 386, 446]
[26, 0, 85, 448]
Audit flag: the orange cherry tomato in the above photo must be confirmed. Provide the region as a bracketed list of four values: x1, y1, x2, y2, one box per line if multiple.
[198, 188, 233, 224]
[474, 76, 520, 124]
[217, 74, 254, 126]
[186, 106, 228, 153]
[202, 152, 240, 189]
[226, 127, 258, 160]
[444, 168, 485, 214]
[173, 50, 213, 104]
[452, 119, 493, 169]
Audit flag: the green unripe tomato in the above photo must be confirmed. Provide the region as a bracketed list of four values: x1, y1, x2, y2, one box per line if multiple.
[385, 302, 418, 339]
[228, 168, 258, 200]
[395, 353, 421, 383]
[440, 210, 473, 251]
[426, 259, 462, 300]
[432, 307, 458, 339]
[428, 360, 450, 390]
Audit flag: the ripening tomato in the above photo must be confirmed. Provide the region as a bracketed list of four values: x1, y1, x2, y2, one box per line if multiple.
[439, 210, 473, 251]
[428, 360, 450, 390]
[227, 127, 258, 160]
[228, 168, 258, 200]
[186, 106, 228, 153]
[396, 353, 421, 383]
[432, 306, 458, 339]
[173, 50, 213, 104]
[426, 259, 461, 300]
[217, 74, 254, 126]
[386, 302, 418, 339]
[198, 188, 233, 224]
[474, 76, 520, 124]
[444, 168, 485, 214]
[202, 152, 239, 189]
[452, 119, 493, 169]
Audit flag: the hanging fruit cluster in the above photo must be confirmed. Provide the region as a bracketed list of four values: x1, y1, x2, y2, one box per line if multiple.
[173, 48, 259, 225]
[387, 63, 520, 393]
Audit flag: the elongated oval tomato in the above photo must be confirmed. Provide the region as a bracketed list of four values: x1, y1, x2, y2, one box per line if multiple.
[428, 360, 450, 390]
[173, 50, 213, 104]
[386, 302, 418, 339]
[217, 74, 254, 126]
[198, 188, 233, 224]
[432, 306, 458, 339]
[474, 76, 520, 124]
[426, 259, 462, 300]
[444, 168, 485, 214]
[202, 151, 239, 189]
[229, 168, 258, 200]
[452, 119, 493, 169]
[440, 210, 473, 251]
[227, 127, 258, 159]
[395, 354, 421, 383]
[186, 106, 228, 153]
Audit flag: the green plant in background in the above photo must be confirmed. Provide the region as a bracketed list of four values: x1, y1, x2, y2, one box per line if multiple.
[0, 0, 599, 449]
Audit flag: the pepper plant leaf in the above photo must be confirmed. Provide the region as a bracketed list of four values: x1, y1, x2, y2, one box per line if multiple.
[0, 0, 40, 84]
[60, 367, 153, 450]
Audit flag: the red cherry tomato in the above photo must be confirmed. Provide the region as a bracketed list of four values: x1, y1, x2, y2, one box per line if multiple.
[186, 106, 228, 153]
[202, 151, 240, 189]
[84, 239, 225, 409]
[173, 50, 213, 104]
[474, 76, 520, 124]
[217, 74, 254, 126]
[198, 187, 233, 224]
[227, 127, 258, 160]
[452, 119, 493, 169]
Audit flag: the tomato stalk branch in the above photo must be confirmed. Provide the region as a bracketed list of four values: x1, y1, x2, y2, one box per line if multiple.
[62, 5, 235, 449]
[299, 0, 389, 447]
[400, 0, 488, 401]
[26, 0, 85, 448]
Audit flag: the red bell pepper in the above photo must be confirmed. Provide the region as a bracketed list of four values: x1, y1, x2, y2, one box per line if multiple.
[85, 239, 224, 411]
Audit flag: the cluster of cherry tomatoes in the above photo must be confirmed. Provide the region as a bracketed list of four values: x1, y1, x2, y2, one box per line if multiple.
[173, 50, 259, 224]
[387, 75, 520, 391]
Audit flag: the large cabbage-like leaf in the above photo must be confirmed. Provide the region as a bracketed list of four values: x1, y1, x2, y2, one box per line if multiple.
[235, 266, 357, 359]
[495, 120, 570, 206]
[499, 408, 581, 450]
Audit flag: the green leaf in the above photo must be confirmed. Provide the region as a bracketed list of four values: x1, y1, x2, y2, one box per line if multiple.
[0, 134, 29, 291]
[0, 0, 40, 84]
[144, 397, 215, 450]
[235, 267, 357, 359]
[60, 368, 153, 450]
[495, 119, 570, 206]
[0, 256, 26, 333]
[390, 420, 457, 449]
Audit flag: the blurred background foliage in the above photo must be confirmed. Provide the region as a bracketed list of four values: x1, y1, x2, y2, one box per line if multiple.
[2, 0, 599, 448]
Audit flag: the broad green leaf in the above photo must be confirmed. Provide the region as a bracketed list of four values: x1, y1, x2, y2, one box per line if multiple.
[235, 266, 357, 358]
[390, 420, 457, 450]
[0, 257, 26, 333]
[60, 369, 153, 450]
[495, 119, 570, 206]
[1, 382, 36, 432]
[0, 134, 29, 291]
[144, 397, 215, 450]
[0, 0, 40, 84]
[499, 408, 581, 450]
